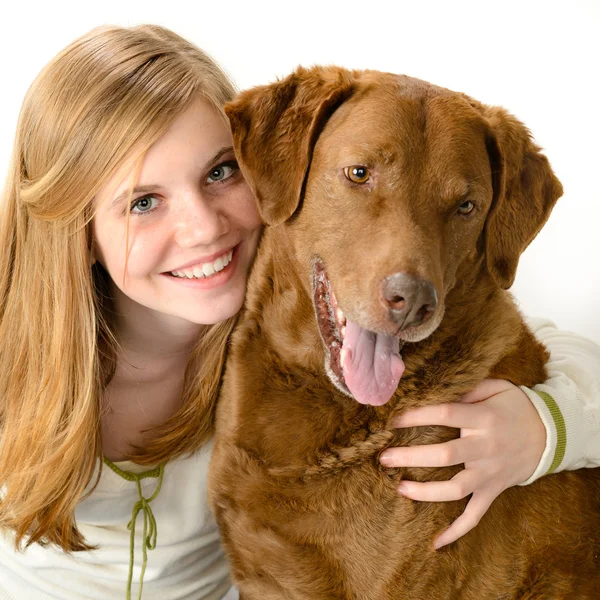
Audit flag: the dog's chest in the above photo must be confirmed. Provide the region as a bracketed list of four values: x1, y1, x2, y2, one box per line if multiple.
[220, 444, 446, 599]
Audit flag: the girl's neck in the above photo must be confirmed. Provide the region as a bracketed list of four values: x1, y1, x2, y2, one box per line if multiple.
[101, 283, 207, 461]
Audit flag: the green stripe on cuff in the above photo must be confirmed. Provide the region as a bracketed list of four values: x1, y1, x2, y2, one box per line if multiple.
[534, 390, 566, 474]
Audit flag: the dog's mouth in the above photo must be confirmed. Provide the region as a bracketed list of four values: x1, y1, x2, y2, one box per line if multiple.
[313, 260, 405, 406]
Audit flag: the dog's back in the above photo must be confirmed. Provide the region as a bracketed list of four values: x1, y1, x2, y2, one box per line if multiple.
[209, 67, 600, 599]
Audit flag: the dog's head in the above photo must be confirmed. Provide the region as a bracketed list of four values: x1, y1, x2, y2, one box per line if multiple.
[227, 67, 562, 405]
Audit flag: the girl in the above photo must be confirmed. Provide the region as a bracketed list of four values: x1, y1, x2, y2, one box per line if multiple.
[0, 24, 598, 600]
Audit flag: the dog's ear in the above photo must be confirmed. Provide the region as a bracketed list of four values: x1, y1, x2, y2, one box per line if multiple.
[477, 105, 563, 289]
[225, 66, 355, 226]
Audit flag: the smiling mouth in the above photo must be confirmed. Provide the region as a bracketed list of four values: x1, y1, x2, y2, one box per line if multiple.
[312, 259, 405, 406]
[166, 247, 235, 280]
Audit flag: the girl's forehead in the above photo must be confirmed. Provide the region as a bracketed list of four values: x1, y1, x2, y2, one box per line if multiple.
[94, 98, 233, 216]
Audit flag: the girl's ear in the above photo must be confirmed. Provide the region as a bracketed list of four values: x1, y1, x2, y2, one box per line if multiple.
[226, 66, 355, 226]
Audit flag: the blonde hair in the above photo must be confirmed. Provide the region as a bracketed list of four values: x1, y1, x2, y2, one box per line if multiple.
[0, 24, 238, 551]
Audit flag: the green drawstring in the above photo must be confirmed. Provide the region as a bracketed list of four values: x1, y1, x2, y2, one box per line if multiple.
[103, 458, 165, 600]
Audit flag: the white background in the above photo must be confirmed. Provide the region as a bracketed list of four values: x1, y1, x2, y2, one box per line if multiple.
[1, 0, 599, 342]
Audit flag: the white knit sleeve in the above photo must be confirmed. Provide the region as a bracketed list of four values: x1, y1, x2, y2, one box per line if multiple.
[519, 317, 600, 485]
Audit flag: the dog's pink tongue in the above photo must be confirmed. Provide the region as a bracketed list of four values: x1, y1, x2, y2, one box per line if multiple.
[341, 318, 404, 406]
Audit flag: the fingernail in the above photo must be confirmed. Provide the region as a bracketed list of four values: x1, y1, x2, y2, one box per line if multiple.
[379, 451, 393, 465]
[397, 482, 409, 494]
[433, 538, 445, 550]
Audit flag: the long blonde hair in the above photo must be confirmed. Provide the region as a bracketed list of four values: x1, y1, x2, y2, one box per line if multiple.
[0, 25, 238, 552]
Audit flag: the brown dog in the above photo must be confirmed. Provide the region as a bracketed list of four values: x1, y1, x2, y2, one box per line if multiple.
[209, 67, 600, 599]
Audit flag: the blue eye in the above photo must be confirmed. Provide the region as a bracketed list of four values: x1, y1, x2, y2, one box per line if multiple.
[131, 195, 159, 214]
[207, 162, 237, 183]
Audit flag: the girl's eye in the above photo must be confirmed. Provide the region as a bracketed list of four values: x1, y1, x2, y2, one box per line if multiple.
[457, 200, 475, 215]
[207, 162, 237, 183]
[343, 165, 371, 184]
[131, 195, 159, 214]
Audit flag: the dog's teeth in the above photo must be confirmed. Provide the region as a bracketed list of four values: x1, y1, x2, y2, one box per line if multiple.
[336, 308, 344, 322]
[340, 325, 346, 339]
[340, 348, 348, 368]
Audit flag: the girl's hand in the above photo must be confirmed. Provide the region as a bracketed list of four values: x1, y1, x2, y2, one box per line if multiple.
[379, 379, 546, 549]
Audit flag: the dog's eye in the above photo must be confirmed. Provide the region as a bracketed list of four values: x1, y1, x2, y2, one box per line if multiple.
[457, 200, 475, 215]
[344, 166, 371, 184]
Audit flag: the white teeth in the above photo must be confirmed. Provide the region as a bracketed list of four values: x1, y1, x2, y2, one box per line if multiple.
[340, 348, 348, 368]
[170, 249, 233, 280]
[213, 257, 224, 272]
[202, 262, 215, 277]
[335, 307, 346, 339]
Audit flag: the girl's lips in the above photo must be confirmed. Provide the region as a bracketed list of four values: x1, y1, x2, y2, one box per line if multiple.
[161, 244, 240, 290]
[167, 245, 237, 273]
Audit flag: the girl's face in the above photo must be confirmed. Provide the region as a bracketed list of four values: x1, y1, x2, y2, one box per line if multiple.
[93, 97, 262, 326]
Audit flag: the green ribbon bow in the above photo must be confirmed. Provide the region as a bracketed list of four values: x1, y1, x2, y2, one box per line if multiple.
[103, 458, 165, 600]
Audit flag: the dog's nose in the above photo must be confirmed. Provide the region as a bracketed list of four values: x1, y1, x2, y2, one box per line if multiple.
[381, 273, 438, 329]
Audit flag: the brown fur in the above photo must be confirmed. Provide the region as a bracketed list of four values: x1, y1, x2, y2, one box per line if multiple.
[209, 67, 600, 599]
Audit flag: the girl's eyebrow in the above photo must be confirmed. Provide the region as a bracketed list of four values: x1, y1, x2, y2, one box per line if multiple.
[110, 185, 161, 210]
[206, 145, 235, 167]
[109, 146, 235, 210]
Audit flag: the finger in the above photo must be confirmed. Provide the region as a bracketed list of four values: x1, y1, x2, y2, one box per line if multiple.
[380, 435, 486, 468]
[459, 379, 513, 404]
[392, 402, 483, 429]
[433, 491, 496, 549]
[397, 469, 478, 502]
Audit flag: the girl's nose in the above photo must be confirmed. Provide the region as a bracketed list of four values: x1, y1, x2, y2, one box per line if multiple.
[174, 196, 230, 248]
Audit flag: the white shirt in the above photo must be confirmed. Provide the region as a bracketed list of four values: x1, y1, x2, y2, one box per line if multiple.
[0, 439, 233, 600]
[522, 317, 600, 483]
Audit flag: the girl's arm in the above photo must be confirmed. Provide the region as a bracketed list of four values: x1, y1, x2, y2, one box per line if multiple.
[380, 318, 600, 548]
[519, 317, 600, 483]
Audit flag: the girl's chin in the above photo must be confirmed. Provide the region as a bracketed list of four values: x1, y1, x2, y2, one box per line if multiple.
[175, 294, 245, 325]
